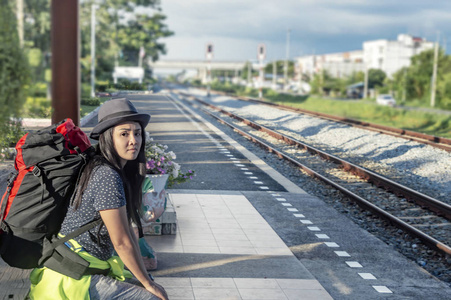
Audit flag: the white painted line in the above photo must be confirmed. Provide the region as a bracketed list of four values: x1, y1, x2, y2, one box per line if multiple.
[249, 176, 258, 179]
[335, 251, 351, 257]
[276, 198, 286, 201]
[300, 220, 313, 224]
[277, 199, 286, 202]
[281, 203, 292, 207]
[287, 208, 299, 212]
[293, 214, 305, 218]
[244, 172, 253, 175]
[271, 193, 280, 197]
[307, 226, 321, 231]
[372, 286, 393, 294]
[254, 181, 263, 184]
[359, 273, 377, 280]
[230, 158, 238, 160]
[324, 242, 339, 248]
[241, 168, 249, 171]
[235, 164, 245, 167]
[345, 261, 363, 268]
[315, 234, 330, 239]
[259, 186, 269, 190]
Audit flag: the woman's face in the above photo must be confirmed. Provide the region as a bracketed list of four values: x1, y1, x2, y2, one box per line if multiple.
[113, 121, 142, 168]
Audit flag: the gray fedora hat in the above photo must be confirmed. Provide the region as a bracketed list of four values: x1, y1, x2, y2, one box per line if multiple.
[90, 98, 150, 140]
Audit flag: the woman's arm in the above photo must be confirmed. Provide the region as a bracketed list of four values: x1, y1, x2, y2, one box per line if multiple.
[100, 207, 168, 300]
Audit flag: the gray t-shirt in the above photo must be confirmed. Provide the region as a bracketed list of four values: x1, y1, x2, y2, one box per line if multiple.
[60, 164, 126, 260]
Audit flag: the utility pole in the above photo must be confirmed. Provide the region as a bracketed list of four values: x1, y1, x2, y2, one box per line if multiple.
[284, 29, 291, 90]
[430, 32, 440, 107]
[51, 0, 80, 125]
[90, 4, 97, 98]
[16, 0, 24, 47]
[206, 43, 213, 97]
[247, 62, 251, 86]
[257, 44, 266, 100]
[363, 64, 368, 99]
[272, 60, 276, 89]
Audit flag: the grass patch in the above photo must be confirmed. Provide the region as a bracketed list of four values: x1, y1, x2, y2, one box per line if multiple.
[268, 96, 451, 138]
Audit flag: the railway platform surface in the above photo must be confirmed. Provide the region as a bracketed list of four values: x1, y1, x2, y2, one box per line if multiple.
[1, 91, 450, 299]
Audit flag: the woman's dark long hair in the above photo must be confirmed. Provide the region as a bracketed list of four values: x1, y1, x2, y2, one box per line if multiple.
[72, 124, 146, 226]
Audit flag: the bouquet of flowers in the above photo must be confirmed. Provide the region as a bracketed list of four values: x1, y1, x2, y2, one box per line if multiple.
[144, 134, 195, 188]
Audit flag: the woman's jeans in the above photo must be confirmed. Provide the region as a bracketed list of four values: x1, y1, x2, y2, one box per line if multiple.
[89, 274, 160, 299]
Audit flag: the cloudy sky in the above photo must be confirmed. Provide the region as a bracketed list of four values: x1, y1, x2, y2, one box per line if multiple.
[158, 0, 451, 62]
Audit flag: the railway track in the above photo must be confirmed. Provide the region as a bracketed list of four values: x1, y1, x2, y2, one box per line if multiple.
[210, 90, 451, 152]
[176, 91, 451, 257]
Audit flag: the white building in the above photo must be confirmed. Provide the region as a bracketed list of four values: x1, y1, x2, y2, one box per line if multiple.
[296, 34, 434, 79]
[296, 50, 364, 79]
[363, 34, 434, 78]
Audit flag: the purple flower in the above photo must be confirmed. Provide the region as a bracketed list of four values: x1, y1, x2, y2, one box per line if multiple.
[188, 170, 192, 173]
[161, 156, 165, 161]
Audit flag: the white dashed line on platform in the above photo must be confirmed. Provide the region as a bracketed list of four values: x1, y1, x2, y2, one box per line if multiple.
[307, 226, 321, 231]
[287, 208, 299, 212]
[276, 198, 286, 201]
[300, 220, 313, 224]
[324, 242, 339, 248]
[259, 186, 269, 190]
[345, 261, 363, 268]
[254, 181, 263, 184]
[244, 172, 253, 175]
[372, 286, 393, 294]
[359, 273, 377, 280]
[282, 203, 292, 207]
[241, 168, 249, 170]
[335, 251, 351, 257]
[315, 234, 330, 239]
[293, 214, 304, 218]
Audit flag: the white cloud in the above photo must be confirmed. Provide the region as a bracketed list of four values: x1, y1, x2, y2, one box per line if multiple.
[158, 0, 451, 60]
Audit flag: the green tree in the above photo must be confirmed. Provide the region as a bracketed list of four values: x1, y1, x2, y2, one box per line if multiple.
[391, 49, 451, 108]
[80, 0, 173, 83]
[368, 69, 386, 89]
[264, 60, 294, 77]
[0, 0, 30, 150]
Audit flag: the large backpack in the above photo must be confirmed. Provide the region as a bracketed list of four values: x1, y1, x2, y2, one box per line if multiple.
[0, 119, 94, 269]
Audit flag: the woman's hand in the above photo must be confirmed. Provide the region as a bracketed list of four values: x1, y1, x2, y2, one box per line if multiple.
[144, 281, 169, 300]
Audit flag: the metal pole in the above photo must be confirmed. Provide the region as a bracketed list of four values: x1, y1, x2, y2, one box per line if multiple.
[363, 64, 368, 99]
[207, 61, 211, 97]
[284, 29, 291, 90]
[16, 0, 24, 47]
[90, 4, 96, 98]
[430, 32, 440, 107]
[51, 0, 80, 125]
[259, 60, 263, 99]
[272, 61, 276, 89]
[247, 62, 251, 86]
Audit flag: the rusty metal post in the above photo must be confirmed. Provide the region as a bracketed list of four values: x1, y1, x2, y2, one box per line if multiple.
[51, 0, 80, 125]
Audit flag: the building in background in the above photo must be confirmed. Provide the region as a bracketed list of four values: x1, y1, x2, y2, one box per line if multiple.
[363, 34, 434, 78]
[296, 50, 364, 79]
[296, 34, 434, 80]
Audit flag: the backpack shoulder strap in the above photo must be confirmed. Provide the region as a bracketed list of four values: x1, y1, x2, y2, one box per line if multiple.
[40, 219, 103, 263]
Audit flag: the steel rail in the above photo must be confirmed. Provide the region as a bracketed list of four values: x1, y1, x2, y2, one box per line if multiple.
[191, 101, 451, 256]
[238, 95, 451, 152]
[176, 93, 451, 256]
[200, 89, 451, 152]
[186, 94, 451, 221]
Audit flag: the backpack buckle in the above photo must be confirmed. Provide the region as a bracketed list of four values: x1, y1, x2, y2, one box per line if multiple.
[32, 166, 41, 177]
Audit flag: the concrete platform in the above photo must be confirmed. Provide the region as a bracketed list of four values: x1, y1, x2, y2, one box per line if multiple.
[146, 191, 333, 300]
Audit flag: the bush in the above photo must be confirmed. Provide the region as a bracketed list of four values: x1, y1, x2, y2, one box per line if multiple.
[22, 97, 52, 118]
[0, 119, 25, 160]
[81, 97, 100, 106]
